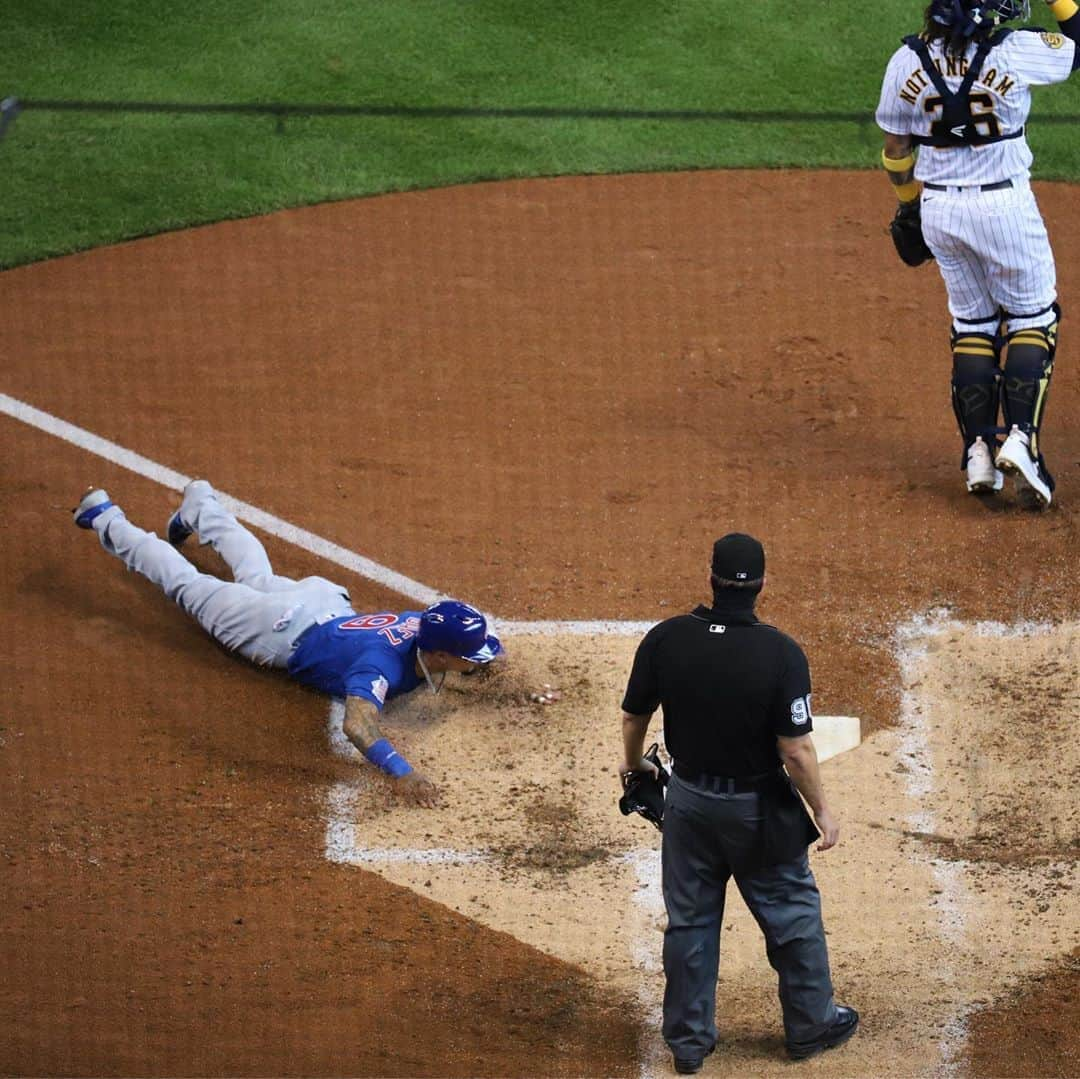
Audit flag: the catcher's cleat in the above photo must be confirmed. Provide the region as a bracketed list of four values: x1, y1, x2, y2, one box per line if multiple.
[73, 487, 115, 529]
[965, 437, 1004, 494]
[996, 426, 1053, 510]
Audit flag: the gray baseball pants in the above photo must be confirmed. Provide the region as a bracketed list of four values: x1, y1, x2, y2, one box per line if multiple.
[661, 772, 838, 1058]
[90, 483, 353, 667]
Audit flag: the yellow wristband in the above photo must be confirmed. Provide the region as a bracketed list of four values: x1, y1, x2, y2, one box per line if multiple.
[894, 180, 921, 204]
[881, 148, 916, 173]
[1047, 0, 1079, 19]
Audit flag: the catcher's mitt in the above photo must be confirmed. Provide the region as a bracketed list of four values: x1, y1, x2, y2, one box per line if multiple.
[890, 200, 934, 267]
[619, 743, 671, 831]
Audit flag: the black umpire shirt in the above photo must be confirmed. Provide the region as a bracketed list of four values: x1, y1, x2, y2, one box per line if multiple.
[621, 594, 813, 778]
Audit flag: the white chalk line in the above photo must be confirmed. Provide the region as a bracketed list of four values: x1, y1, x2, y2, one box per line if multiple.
[0, 393, 428, 606]
[892, 609, 1060, 1074]
[4, 391, 664, 635]
[625, 847, 667, 1078]
[895, 615, 967, 1074]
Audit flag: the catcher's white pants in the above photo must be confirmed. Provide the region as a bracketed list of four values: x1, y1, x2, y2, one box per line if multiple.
[920, 179, 1057, 334]
[92, 489, 353, 667]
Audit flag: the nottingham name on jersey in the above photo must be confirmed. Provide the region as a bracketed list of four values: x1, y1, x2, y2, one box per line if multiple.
[287, 611, 424, 708]
[876, 29, 1075, 185]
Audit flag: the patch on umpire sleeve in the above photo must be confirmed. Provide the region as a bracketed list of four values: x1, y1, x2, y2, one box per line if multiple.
[790, 694, 811, 726]
[1040, 31, 1064, 48]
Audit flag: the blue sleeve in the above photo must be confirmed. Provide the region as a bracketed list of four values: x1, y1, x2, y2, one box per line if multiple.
[343, 664, 395, 710]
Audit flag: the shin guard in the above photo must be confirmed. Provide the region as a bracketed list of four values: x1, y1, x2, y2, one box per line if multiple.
[1003, 317, 1057, 459]
[950, 330, 1001, 466]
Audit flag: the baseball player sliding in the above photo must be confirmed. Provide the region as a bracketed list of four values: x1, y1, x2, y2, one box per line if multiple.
[877, 0, 1079, 509]
[73, 480, 502, 807]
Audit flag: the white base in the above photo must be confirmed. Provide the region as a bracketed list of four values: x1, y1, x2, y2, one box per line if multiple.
[813, 715, 861, 762]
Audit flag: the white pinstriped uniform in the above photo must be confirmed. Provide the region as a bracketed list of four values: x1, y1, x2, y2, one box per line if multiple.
[876, 29, 1075, 332]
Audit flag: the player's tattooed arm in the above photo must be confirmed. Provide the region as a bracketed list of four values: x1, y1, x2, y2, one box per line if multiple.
[881, 132, 919, 203]
[342, 695, 385, 754]
[343, 694, 440, 807]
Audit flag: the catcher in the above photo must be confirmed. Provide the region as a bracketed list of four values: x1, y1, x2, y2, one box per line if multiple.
[877, 0, 1079, 509]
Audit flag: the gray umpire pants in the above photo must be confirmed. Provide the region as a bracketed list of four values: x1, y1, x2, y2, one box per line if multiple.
[661, 772, 837, 1057]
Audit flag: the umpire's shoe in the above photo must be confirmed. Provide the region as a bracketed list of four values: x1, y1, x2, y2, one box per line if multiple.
[996, 425, 1053, 510]
[672, 1043, 715, 1075]
[786, 1005, 859, 1061]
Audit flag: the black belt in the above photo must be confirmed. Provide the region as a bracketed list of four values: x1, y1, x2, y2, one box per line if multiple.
[924, 179, 1013, 192]
[673, 763, 781, 793]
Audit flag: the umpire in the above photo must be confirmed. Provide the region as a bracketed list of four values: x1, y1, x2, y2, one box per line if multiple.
[620, 533, 857, 1072]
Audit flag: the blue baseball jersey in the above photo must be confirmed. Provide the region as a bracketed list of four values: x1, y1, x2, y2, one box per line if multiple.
[286, 611, 424, 709]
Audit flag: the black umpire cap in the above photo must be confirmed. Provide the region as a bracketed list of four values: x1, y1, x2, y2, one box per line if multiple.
[711, 533, 765, 583]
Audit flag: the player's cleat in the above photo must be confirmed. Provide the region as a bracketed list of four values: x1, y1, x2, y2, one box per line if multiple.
[996, 425, 1053, 510]
[167, 479, 214, 545]
[166, 507, 193, 547]
[965, 437, 1004, 494]
[73, 487, 115, 529]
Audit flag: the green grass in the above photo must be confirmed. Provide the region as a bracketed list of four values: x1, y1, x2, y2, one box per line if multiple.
[2, 0, 1078, 267]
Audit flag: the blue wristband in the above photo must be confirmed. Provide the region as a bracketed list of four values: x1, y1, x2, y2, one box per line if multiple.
[363, 737, 413, 777]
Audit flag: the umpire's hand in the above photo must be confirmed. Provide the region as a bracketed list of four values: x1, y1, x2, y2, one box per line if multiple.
[778, 733, 840, 852]
[814, 807, 840, 852]
[619, 756, 659, 779]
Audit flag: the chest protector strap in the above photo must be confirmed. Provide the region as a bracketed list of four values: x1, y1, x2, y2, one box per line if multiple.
[903, 30, 1024, 147]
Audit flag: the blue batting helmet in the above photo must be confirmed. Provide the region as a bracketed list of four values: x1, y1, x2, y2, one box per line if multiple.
[930, 0, 1030, 38]
[418, 601, 502, 663]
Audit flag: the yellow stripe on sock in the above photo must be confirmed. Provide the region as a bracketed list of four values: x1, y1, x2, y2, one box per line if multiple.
[954, 338, 997, 354]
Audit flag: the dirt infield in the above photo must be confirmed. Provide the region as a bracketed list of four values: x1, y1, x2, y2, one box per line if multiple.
[2, 170, 1079, 1076]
